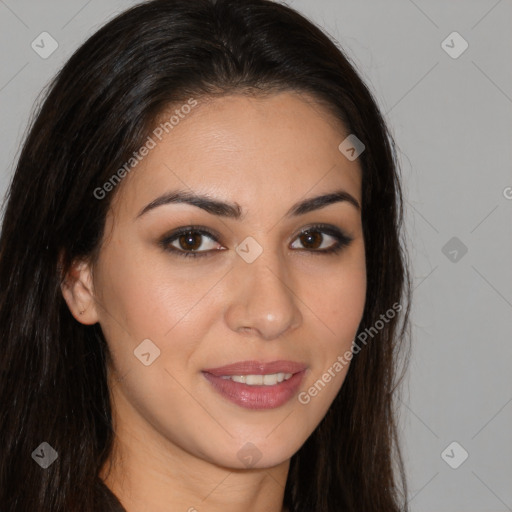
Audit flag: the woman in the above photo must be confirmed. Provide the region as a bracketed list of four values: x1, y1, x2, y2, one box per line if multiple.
[0, 0, 412, 510]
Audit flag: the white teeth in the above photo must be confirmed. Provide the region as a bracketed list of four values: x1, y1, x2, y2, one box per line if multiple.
[221, 372, 293, 385]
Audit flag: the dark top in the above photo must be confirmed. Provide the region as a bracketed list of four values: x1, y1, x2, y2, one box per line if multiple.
[95, 478, 126, 511]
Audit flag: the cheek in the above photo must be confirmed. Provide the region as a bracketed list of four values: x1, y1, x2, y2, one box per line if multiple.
[326, 271, 366, 340]
[306, 251, 367, 344]
[294, 254, 366, 422]
[95, 239, 219, 339]
[93, 242, 228, 398]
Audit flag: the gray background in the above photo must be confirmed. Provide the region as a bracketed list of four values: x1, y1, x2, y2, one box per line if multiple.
[1, 0, 511, 510]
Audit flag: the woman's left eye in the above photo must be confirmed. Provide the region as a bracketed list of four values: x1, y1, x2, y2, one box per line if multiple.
[290, 226, 353, 253]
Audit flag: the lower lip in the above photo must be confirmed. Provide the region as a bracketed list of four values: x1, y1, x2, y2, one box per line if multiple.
[202, 370, 306, 410]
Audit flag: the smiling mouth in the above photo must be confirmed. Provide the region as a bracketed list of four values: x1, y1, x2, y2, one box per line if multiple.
[202, 360, 307, 409]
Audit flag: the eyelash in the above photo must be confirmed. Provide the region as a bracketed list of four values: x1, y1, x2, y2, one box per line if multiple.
[159, 224, 354, 259]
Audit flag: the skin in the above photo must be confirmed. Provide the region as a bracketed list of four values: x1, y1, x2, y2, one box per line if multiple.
[62, 91, 366, 512]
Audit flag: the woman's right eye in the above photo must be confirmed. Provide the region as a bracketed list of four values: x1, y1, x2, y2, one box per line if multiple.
[160, 228, 224, 258]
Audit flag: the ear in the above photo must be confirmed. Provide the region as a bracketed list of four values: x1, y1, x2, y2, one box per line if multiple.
[60, 255, 100, 325]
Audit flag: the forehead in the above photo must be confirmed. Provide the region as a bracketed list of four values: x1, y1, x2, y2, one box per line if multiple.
[111, 92, 362, 219]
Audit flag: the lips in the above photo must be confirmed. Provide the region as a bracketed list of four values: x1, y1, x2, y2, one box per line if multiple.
[202, 360, 308, 410]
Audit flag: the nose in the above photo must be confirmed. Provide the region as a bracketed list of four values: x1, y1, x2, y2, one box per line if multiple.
[224, 249, 303, 341]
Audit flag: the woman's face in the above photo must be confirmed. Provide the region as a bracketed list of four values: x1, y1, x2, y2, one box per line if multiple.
[72, 92, 366, 470]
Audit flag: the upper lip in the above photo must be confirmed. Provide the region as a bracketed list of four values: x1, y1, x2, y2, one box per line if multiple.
[203, 360, 307, 376]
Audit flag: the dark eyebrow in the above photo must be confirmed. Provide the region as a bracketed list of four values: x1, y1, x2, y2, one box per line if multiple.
[136, 189, 360, 220]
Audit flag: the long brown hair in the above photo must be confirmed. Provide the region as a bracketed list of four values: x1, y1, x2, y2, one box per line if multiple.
[0, 1, 412, 510]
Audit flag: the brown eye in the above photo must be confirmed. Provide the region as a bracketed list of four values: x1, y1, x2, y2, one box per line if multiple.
[161, 227, 223, 258]
[178, 232, 203, 251]
[290, 224, 353, 254]
[299, 230, 323, 249]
